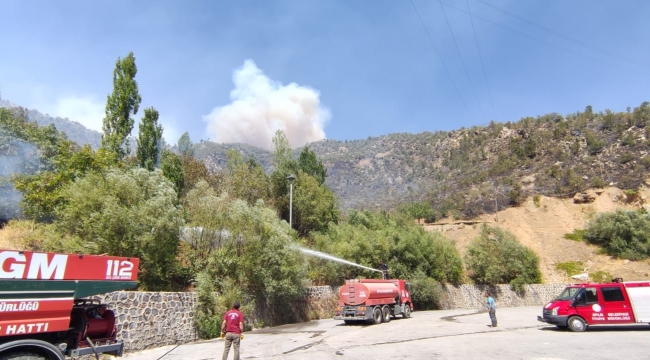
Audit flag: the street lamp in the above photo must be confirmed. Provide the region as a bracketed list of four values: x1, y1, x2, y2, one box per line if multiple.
[287, 174, 296, 227]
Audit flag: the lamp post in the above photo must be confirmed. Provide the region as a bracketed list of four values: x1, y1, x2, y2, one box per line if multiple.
[287, 174, 296, 227]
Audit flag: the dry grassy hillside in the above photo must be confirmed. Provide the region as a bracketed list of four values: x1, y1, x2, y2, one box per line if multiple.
[424, 187, 650, 283]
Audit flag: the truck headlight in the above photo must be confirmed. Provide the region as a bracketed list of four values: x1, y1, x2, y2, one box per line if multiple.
[551, 307, 558, 316]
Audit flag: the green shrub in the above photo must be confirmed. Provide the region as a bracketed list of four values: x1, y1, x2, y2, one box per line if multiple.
[620, 133, 636, 146]
[641, 156, 650, 169]
[465, 225, 542, 293]
[533, 194, 541, 208]
[310, 210, 463, 285]
[619, 153, 634, 164]
[584, 209, 650, 260]
[589, 270, 613, 283]
[194, 273, 255, 339]
[592, 176, 606, 188]
[585, 130, 605, 155]
[556, 261, 583, 277]
[564, 229, 586, 242]
[194, 272, 221, 339]
[409, 271, 444, 310]
[57, 168, 184, 290]
[184, 181, 306, 325]
[398, 201, 434, 222]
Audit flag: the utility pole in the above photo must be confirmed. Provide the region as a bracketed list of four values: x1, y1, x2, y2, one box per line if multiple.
[287, 174, 296, 228]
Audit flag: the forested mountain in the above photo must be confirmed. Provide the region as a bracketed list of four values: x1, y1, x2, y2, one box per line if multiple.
[195, 102, 650, 216]
[4, 96, 649, 217]
[0, 99, 102, 149]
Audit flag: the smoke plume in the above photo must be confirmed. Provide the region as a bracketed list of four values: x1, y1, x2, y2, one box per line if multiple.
[0, 124, 40, 222]
[203, 60, 329, 150]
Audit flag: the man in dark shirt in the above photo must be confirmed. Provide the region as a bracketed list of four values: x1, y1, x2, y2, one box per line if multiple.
[380, 262, 389, 279]
[221, 301, 244, 360]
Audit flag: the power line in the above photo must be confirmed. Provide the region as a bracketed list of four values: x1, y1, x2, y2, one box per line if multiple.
[409, 0, 471, 115]
[466, 0, 496, 118]
[437, 0, 650, 77]
[438, 0, 484, 117]
[474, 0, 650, 70]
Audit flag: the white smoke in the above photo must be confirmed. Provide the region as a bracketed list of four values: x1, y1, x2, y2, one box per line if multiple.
[203, 60, 329, 150]
[42, 95, 105, 132]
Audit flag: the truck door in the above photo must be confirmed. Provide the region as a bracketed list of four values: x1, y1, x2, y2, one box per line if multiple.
[600, 285, 633, 323]
[574, 287, 606, 324]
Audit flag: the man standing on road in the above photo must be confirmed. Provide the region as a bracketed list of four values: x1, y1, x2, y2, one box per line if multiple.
[221, 301, 244, 360]
[485, 291, 497, 327]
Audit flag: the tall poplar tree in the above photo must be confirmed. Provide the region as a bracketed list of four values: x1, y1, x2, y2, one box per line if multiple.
[136, 107, 163, 171]
[102, 52, 142, 160]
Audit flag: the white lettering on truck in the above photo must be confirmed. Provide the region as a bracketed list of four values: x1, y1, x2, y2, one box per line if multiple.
[5, 322, 49, 335]
[0, 251, 67, 280]
[105, 259, 134, 279]
[0, 301, 39, 312]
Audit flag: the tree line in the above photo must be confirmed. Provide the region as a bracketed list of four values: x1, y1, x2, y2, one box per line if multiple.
[0, 52, 543, 334]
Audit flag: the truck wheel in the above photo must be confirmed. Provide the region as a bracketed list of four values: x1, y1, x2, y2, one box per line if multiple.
[0, 352, 47, 360]
[568, 316, 586, 332]
[403, 304, 411, 318]
[382, 306, 391, 323]
[372, 306, 383, 324]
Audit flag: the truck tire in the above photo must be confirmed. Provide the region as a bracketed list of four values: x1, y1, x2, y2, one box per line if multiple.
[403, 304, 411, 318]
[382, 305, 391, 323]
[0, 352, 47, 360]
[567, 316, 587, 332]
[372, 306, 383, 324]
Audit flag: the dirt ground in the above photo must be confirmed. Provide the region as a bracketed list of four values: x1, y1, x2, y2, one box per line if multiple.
[423, 187, 650, 284]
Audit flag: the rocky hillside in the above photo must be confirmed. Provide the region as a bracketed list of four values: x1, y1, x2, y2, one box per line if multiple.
[0, 99, 102, 149]
[196, 102, 650, 215]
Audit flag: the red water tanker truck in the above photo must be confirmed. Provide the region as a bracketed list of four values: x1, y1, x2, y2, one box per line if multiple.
[334, 279, 413, 324]
[0, 249, 139, 360]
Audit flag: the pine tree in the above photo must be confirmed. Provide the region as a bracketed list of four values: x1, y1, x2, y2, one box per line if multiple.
[177, 131, 194, 158]
[136, 107, 163, 171]
[298, 146, 327, 185]
[102, 52, 142, 160]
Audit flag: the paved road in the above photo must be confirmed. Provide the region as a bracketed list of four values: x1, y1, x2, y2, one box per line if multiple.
[124, 306, 650, 360]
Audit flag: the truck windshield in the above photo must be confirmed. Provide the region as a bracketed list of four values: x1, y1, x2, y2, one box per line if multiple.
[556, 287, 580, 300]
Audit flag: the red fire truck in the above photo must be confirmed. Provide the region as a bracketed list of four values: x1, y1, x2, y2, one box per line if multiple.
[0, 249, 139, 359]
[334, 279, 413, 324]
[537, 278, 650, 332]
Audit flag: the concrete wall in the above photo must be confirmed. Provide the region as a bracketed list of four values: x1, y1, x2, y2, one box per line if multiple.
[95, 284, 567, 352]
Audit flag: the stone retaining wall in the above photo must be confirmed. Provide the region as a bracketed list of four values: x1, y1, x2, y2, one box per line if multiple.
[95, 284, 568, 351]
[93, 292, 199, 351]
[437, 284, 568, 310]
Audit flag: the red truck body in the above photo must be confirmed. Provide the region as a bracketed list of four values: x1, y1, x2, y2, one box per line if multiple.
[538, 279, 650, 332]
[0, 249, 139, 359]
[334, 279, 413, 324]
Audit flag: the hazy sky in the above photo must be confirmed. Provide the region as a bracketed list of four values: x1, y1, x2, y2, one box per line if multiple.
[1, 0, 648, 148]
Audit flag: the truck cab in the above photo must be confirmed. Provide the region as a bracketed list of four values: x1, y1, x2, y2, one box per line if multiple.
[538, 279, 650, 332]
